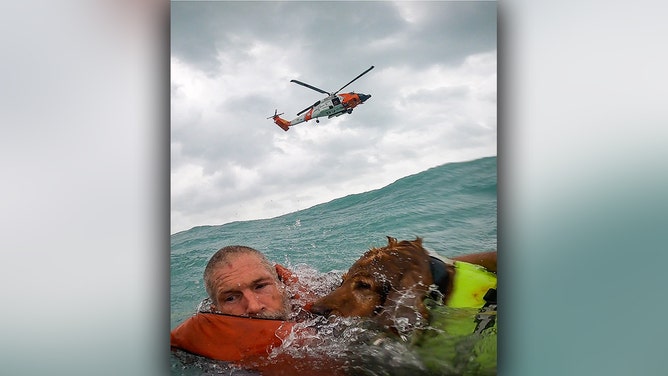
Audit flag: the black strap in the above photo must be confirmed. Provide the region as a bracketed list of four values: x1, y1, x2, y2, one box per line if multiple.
[429, 256, 450, 295]
[483, 288, 497, 304]
[473, 288, 497, 335]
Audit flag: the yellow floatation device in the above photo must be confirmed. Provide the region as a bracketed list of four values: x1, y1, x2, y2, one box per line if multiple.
[428, 254, 497, 309]
[426, 254, 497, 337]
[447, 260, 497, 308]
[416, 255, 498, 374]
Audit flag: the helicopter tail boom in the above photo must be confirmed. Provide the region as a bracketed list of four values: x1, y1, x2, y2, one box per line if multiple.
[273, 115, 291, 131]
[267, 109, 291, 131]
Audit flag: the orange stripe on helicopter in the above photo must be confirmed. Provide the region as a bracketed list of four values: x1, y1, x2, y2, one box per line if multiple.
[304, 107, 314, 121]
[274, 116, 290, 131]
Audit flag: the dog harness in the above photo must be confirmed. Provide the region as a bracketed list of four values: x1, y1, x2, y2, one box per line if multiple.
[428, 255, 497, 339]
[429, 256, 497, 308]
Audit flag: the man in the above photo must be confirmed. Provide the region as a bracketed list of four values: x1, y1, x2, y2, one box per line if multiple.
[201, 245, 291, 320]
[170, 245, 309, 363]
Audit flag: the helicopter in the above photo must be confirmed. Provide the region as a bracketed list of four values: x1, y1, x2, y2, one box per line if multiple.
[268, 66, 374, 131]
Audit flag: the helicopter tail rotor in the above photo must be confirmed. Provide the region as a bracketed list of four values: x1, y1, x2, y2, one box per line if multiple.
[267, 109, 290, 131]
[266, 109, 285, 119]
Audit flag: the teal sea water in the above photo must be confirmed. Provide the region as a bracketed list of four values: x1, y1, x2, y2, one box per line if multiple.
[171, 156, 497, 375]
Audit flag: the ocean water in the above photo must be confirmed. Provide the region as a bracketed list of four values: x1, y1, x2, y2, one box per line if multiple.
[171, 156, 497, 375]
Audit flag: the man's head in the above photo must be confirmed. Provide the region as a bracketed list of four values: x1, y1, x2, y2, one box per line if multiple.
[203, 245, 290, 320]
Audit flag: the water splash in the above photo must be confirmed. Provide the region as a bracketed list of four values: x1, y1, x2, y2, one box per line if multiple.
[172, 266, 496, 375]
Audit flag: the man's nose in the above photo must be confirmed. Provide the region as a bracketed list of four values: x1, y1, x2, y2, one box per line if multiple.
[244, 292, 265, 314]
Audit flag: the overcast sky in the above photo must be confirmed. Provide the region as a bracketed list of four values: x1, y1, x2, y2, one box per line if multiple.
[171, 1, 497, 234]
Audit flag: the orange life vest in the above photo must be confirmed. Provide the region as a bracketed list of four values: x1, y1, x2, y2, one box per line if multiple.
[170, 311, 295, 362]
[170, 264, 306, 362]
[170, 264, 346, 375]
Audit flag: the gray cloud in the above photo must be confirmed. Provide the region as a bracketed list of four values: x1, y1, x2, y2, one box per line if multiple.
[171, 1, 497, 233]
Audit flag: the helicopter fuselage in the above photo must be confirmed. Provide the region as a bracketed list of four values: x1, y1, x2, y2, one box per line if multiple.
[288, 92, 371, 125]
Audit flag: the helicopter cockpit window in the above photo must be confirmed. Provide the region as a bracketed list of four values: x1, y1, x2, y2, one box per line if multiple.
[332, 97, 341, 106]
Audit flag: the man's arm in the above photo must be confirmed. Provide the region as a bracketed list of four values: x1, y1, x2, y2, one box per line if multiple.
[452, 251, 497, 273]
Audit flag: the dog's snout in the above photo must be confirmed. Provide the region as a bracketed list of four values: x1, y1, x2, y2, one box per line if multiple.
[309, 302, 332, 317]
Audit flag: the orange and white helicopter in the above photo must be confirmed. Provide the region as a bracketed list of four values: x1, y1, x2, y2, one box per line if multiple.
[268, 66, 374, 131]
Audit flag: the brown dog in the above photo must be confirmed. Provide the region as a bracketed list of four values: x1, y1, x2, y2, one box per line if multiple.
[310, 237, 497, 332]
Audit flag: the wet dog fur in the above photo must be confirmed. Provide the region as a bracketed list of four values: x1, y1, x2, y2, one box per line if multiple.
[310, 236, 497, 333]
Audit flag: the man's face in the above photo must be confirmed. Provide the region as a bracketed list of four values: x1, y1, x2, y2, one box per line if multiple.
[209, 253, 290, 320]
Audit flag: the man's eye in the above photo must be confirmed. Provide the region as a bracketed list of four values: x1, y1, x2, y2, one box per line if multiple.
[255, 283, 270, 290]
[224, 295, 238, 303]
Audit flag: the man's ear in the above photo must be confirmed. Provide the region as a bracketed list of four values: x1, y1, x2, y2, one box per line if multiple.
[209, 302, 217, 311]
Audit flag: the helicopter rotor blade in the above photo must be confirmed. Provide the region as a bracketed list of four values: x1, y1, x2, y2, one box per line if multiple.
[290, 79, 330, 95]
[296, 105, 313, 116]
[333, 65, 374, 95]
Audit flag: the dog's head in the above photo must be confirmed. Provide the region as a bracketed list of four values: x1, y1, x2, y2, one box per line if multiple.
[310, 237, 435, 331]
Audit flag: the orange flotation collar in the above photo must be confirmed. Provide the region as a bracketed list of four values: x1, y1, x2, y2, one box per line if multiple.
[171, 312, 348, 376]
[170, 264, 305, 362]
[170, 312, 295, 362]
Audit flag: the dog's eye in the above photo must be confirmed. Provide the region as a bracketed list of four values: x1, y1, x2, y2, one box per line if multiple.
[355, 281, 372, 290]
